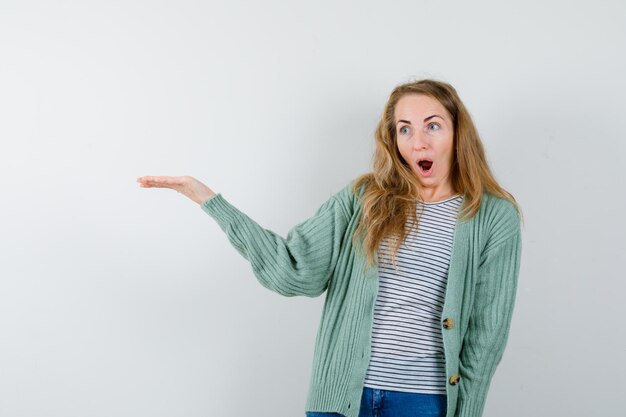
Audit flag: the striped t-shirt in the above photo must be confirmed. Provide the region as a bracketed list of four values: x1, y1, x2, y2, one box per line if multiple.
[363, 194, 464, 395]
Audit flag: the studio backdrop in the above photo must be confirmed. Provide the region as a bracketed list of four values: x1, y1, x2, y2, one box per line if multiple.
[0, 1, 624, 416]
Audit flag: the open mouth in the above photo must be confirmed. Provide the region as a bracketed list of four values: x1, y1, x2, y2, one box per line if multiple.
[418, 159, 433, 174]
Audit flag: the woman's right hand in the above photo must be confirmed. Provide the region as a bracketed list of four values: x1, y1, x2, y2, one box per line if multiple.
[136, 175, 216, 205]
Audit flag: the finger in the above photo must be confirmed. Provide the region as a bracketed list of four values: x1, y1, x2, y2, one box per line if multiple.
[138, 176, 170, 186]
[153, 176, 182, 186]
[137, 176, 161, 184]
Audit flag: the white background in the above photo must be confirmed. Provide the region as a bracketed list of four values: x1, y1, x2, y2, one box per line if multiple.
[1, 1, 625, 416]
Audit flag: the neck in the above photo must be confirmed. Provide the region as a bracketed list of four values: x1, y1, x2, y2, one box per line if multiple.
[419, 184, 457, 203]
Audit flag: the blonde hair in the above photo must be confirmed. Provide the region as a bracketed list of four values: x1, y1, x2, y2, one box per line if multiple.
[351, 78, 523, 269]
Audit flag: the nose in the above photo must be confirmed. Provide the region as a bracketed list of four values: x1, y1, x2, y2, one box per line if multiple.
[413, 130, 429, 150]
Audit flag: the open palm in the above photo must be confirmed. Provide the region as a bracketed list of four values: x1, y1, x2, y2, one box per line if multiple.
[136, 175, 216, 205]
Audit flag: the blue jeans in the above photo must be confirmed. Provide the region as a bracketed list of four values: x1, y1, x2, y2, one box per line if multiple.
[306, 386, 447, 417]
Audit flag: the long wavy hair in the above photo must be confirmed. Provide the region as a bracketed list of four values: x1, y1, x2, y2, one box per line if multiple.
[351, 78, 523, 269]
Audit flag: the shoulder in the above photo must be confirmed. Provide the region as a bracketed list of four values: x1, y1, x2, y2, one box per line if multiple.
[480, 192, 520, 227]
[328, 177, 366, 215]
[478, 192, 521, 249]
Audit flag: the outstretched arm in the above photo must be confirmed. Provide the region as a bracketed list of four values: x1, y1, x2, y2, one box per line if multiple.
[199, 190, 351, 297]
[136, 174, 354, 297]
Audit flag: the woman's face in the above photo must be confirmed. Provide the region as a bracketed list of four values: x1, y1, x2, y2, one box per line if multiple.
[394, 94, 455, 193]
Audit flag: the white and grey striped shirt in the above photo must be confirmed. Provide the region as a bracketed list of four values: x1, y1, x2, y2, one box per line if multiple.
[363, 194, 464, 395]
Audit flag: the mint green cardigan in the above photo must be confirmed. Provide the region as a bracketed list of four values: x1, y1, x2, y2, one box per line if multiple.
[200, 179, 522, 417]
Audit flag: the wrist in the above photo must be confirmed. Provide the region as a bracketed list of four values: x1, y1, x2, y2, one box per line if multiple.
[198, 192, 217, 205]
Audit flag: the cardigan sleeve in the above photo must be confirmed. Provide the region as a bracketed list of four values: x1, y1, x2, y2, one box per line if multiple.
[456, 204, 522, 417]
[199, 190, 352, 297]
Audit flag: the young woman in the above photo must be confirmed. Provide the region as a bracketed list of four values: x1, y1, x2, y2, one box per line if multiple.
[137, 79, 523, 417]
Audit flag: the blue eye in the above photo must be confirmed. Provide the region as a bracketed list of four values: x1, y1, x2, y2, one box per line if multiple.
[428, 122, 441, 131]
[399, 126, 410, 135]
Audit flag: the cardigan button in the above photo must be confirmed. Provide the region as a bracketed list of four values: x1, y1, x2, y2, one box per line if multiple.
[449, 374, 461, 385]
[442, 318, 454, 329]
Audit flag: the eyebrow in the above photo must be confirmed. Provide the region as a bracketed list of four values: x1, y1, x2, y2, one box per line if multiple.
[396, 115, 444, 125]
